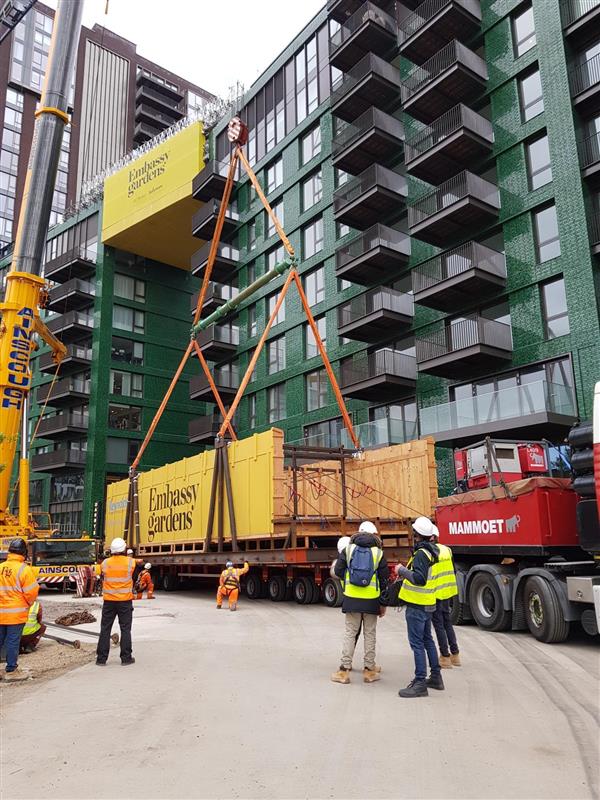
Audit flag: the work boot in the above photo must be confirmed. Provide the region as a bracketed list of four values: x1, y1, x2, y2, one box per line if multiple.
[4, 668, 31, 682]
[349, 664, 381, 673]
[216, 604, 222, 609]
[451, 653, 462, 666]
[121, 657, 135, 666]
[330, 668, 350, 684]
[230, 603, 237, 612]
[95, 660, 107, 666]
[398, 678, 428, 698]
[363, 668, 381, 683]
[439, 654, 453, 669]
[426, 672, 445, 691]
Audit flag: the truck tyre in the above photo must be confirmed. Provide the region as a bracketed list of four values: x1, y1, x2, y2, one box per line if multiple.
[162, 573, 179, 592]
[268, 576, 287, 602]
[323, 578, 343, 608]
[449, 595, 465, 625]
[469, 572, 511, 632]
[523, 576, 570, 643]
[292, 577, 312, 605]
[245, 573, 263, 600]
[309, 578, 321, 604]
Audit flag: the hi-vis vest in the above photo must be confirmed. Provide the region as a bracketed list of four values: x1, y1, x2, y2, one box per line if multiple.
[434, 543, 458, 601]
[101, 555, 135, 602]
[222, 568, 240, 589]
[23, 600, 41, 636]
[0, 554, 40, 625]
[399, 549, 437, 608]
[343, 544, 383, 599]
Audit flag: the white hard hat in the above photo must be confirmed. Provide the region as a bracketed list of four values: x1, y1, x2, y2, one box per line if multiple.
[431, 524, 440, 539]
[359, 521, 378, 535]
[144, 563, 152, 570]
[127, 549, 133, 555]
[337, 536, 351, 554]
[412, 517, 436, 538]
[110, 537, 127, 554]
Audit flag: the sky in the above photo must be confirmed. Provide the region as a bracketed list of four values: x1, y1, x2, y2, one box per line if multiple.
[42, 0, 326, 98]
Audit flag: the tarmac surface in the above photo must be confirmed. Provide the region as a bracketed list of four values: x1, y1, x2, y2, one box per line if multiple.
[1, 590, 598, 800]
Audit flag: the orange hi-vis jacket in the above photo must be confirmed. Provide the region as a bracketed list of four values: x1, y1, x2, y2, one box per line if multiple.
[139, 570, 152, 590]
[219, 562, 249, 592]
[101, 555, 135, 602]
[0, 553, 39, 625]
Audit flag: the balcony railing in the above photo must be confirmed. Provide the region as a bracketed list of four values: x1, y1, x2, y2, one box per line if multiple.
[405, 103, 493, 163]
[408, 170, 499, 227]
[412, 242, 505, 293]
[579, 130, 600, 168]
[38, 343, 92, 372]
[48, 277, 95, 303]
[333, 164, 407, 211]
[333, 107, 404, 157]
[191, 282, 239, 313]
[200, 325, 240, 347]
[44, 246, 96, 278]
[336, 223, 410, 268]
[190, 365, 239, 395]
[338, 287, 414, 327]
[341, 348, 417, 384]
[32, 449, 88, 470]
[193, 241, 240, 267]
[36, 412, 89, 437]
[570, 51, 600, 96]
[135, 84, 183, 113]
[46, 310, 94, 334]
[399, 0, 480, 40]
[330, 1, 397, 53]
[562, 0, 600, 27]
[590, 213, 600, 245]
[331, 52, 400, 106]
[416, 315, 512, 362]
[402, 40, 487, 101]
[420, 380, 576, 435]
[341, 417, 418, 448]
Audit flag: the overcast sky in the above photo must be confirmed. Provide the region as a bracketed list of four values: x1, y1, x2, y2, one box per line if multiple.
[43, 0, 326, 98]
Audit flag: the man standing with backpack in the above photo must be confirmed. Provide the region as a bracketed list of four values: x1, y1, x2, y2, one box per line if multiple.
[331, 521, 388, 684]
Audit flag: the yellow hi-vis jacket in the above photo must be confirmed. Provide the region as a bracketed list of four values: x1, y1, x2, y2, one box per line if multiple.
[23, 600, 41, 636]
[399, 549, 437, 608]
[434, 543, 458, 601]
[343, 544, 383, 599]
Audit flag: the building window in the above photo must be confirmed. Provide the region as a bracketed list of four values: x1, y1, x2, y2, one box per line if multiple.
[247, 262, 256, 285]
[335, 167, 349, 188]
[247, 219, 257, 251]
[304, 266, 325, 305]
[267, 383, 286, 423]
[106, 437, 139, 464]
[267, 244, 285, 270]
[248, 303, 257, 337]
[526, 132, 552, 190]
[512, 5, 536, 58]
[114, 274, 145, 303]
[304, 417, 344, 447]
[302, 169, 323, 211]
[266, 157, 283, 193]
[370, 401, 418, 443]
[268, 292, 286, 325]
[336, 222, 351, 239]
[108, 404, 141, 431]
[111, 337, 143, 365]
[519, 67, 544, 122]
[306, 369, 328, 411]
[113, 306, 144, 333]
[305, 316, 326, 358]
[338, 278, 352, 291]
[541, 277, 570, 339]
[110, 370, 143, 398]
[267, 336, 286, 374]
[266, 200, 284, 238]
[301, 125, 321, 165]
[533, 204, 561, 263]
[248, 394, 257, 429]
[302, 217, 324, 259]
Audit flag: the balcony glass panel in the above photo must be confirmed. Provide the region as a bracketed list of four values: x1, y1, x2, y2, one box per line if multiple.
[341, 417, 418, 448]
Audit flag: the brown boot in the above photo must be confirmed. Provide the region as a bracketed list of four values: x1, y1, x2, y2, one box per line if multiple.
[4, 668, 31, 682]
[331, 669, 350, 684]
[230, 603, 237, 611]
[349, 664, 381, 673]
[363, 668, 381, 683]
[439, 655, 453, 669]
[451, 653, 461, 666]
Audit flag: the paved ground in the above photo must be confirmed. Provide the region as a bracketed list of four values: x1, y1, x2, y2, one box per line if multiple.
[1, 590, 598, 800]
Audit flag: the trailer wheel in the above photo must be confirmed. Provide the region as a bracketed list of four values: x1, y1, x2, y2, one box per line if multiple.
[469, 573, 511, 632]
[323, 578, 343, 608]
[292, 577, 312, 605]
[245, 573, 263, 600]
[268, 576, 287, 602]
[162, 573, 179, 592]
[449, 595, 465, 625]
[523, 576, 570, 643]
[309, 579, 321, 604]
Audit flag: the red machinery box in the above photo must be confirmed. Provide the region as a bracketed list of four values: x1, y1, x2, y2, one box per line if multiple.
[435, 478, 579, 549]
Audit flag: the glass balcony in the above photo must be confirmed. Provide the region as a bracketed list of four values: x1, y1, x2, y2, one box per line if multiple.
[47, 278, 95, 313]
[331, 52, 401, 122]
[43, 246, 97, 283]
[134, 84, 184, 116]
[190, 283, 239, 316]
[192, 199, 239, 241]
[399, 0, 482, 65]
[340, 347, 417, 400]
[195, 325, 239, 362]
[335, 223, 411, 284]
[46, 310, 94, 342]
[330, 2, 398, 72]
[420, 380, 578, 445]
[191, 241, 240, 284]
[135, 70, 184, 103]
[31, 448, 88, 473]
[337, 287, 414, 341]
[38, 343, 92, 375]
[332, 107, 405, 174]
[341, 417, 419, 449]
[188, 413, 236, 444]
[192, 160, 234, 203]
[333, 164, 407, 229]
[35, 411, 89, 439]
[190, 365, 239, 403]
[37, 376, 91, 407]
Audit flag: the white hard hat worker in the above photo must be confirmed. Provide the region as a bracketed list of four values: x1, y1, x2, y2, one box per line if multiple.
[127, 548, 133, 556]
[110, 537, 127, 554]
[226, 560, 233, 568]
[412, 516, 437, 539]
[359, 520, 378, 535]
[144, 563, 152, 570]
[337, 535, 351, 554]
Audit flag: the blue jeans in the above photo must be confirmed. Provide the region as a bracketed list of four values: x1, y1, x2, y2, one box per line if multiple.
[432, 599, 459, 656]
[405, 605, 440, 681]
[0, 624, 25, 672]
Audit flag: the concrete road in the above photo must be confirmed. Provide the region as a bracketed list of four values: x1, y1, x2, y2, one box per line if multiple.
[2, 592, 598, 800]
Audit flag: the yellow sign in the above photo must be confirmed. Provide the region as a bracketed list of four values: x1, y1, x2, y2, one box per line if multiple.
[101, 121, 205, 270]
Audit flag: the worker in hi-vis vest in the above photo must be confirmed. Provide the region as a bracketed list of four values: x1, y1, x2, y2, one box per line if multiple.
[430, 527, 460, 669]
[96, 538, 136, 667]
[19, 599, 46, 653]
[331, 521, 388, 685]
[216, 560, 249, 611]
[0, 537, 39, 680]
[396, 517, 446, 698]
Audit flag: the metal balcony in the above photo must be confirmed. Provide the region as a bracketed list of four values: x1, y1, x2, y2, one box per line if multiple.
[190, 366, 239, 403]
[419, 380, 578, 446]
[38, 344, 92, 375]
[399, 0, 482, 65]
[192, 161, 234, 203]
[331, 52, 401, 122]
[335, 223, 411, 284]
[333, 165, 407, 229]
[191, 241, 239, 283]
[37, 376, 91, 407]
[412, 241, 506, 310]
[569, 51, 600, 116]
[337, 287, 414, 342]
[401, 40, 487, 123]
[46, 310, 94, 343]
[580, 130, 600, 187]
[35, 412, 89, 440]
[332, 107, 405, 174]
[340, 348, 417, 401]
[135, 84, 183, 117]
[133, 120, 163, 145]
[136, 70, 184, 103]
[327, 0, 400, 24]
[405, 104, 493, 184]
[408, 171, 500, 246]
[190, 283, 239, 316]
[330, 2, 398, 71]
[590, 212, 600, 255]
[189, 413, 235, 445]
[195, 325, 239, 362]
[135, 102, 182, 129]
[192, 199, 239, 241]
[44, 246, 96, 283]
[31, 448, 87, 473]
[416, 315, 512, 378]
[562, 0, 600, 43]
[47, 278, 95, 313]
